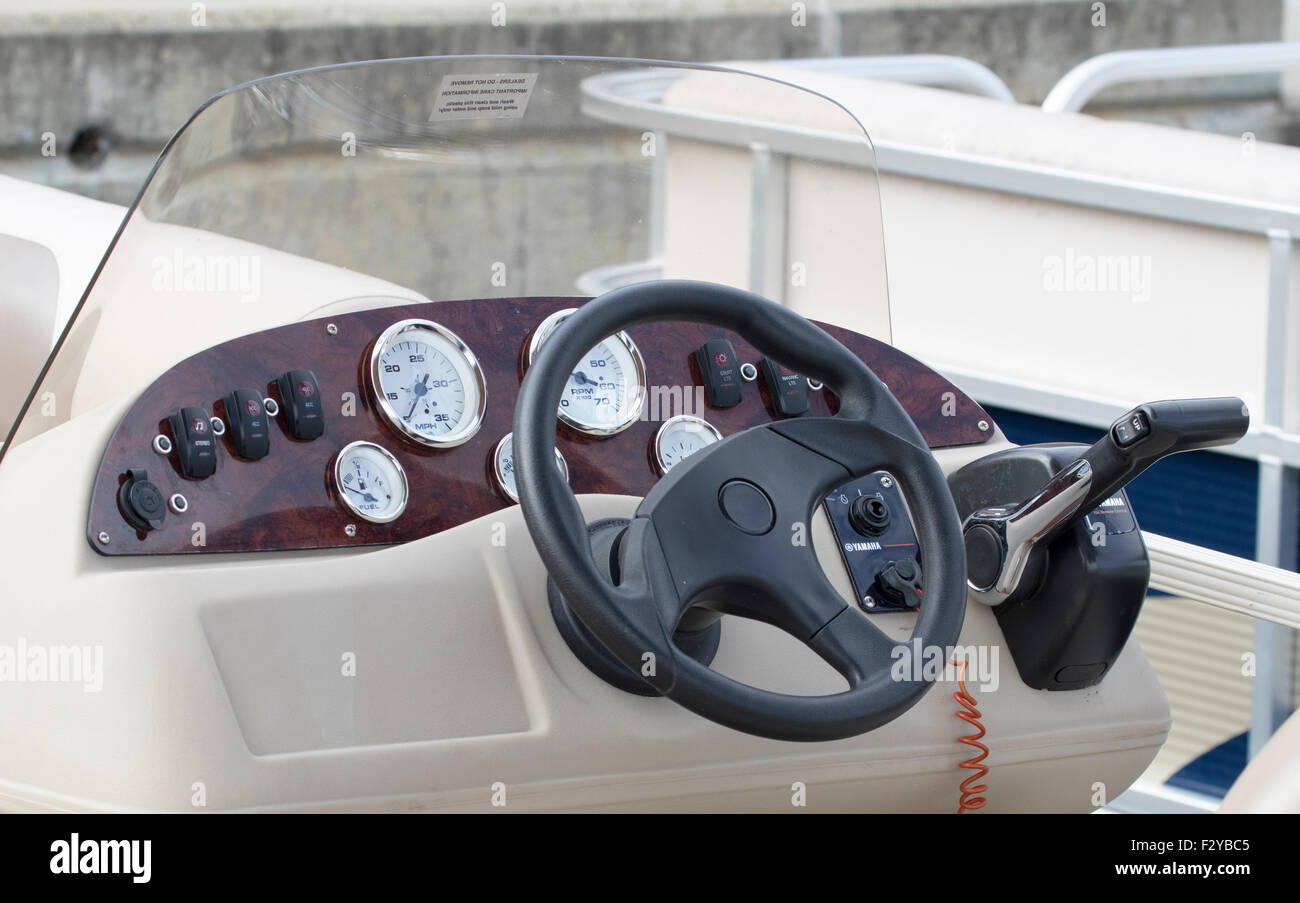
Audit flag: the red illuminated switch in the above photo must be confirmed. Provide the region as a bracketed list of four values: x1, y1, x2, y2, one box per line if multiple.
[168, 406, 218, 479]
[223, 388, 271, 460]
[694, 340, 742, 408]
[276, 369, 325, 440]
[760, 357, 810, 417]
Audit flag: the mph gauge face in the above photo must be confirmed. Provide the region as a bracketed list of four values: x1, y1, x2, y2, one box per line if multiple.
[653, 415, 723, 474]
[333, 441, 409, 523]
[370, 319, 487, 448]
[528, 308, 646, 436]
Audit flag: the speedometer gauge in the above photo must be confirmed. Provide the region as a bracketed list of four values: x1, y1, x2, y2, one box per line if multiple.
[653, 415, 723, 474]
[527, 308, 646, 436]
[333, 441, 409, 523]
[370, 319, 487, 448]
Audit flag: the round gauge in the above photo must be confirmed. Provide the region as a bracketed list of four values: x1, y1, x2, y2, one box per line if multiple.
[491, 432, 570, 503]
[527, 308, 646, 436]
[370, 318, 487, 448]
[653, 415, 723, 475]
[333, 441, 409, 523]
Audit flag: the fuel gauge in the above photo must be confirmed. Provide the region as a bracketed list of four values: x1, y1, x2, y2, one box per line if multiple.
[333, 441, 409, 523]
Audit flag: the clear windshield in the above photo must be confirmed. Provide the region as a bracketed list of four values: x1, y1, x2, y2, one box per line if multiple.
[0, 55, 889, 460]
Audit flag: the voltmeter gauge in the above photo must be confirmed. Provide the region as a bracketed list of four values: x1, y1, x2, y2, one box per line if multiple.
[527, 308, 647, 437]
[492, 432, 569, 503]
[653, 415, 723, 475]
[333, 441, 409, 523]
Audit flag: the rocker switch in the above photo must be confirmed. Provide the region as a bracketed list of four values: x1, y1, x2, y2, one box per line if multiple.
[695, 339, 743, 408]
[168, 406, 218, 479]
[277, 369, 325, 440]
[223, 388, 271, 460]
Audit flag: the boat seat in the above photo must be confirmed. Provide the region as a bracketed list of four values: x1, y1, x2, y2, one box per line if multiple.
[1221, 707, 1300, 813]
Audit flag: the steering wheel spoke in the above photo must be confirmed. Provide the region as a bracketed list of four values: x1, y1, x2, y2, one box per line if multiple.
[634, 423, 851, 621]
[809, 604, 903, 687]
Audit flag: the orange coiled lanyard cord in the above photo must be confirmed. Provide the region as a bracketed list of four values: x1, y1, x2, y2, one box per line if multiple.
[952, 658, 989, 813]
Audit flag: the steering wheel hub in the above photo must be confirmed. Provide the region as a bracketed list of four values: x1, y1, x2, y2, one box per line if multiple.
[717, 480, 775, 534]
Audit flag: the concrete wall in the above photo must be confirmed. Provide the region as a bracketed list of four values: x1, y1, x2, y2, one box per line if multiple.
[0, 0, 1285, 206]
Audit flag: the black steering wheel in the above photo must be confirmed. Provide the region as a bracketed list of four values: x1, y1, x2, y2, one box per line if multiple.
[514, 280, 965, 741]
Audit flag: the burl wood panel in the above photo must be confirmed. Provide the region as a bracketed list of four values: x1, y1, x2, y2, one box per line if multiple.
[88, 296, 994, 555]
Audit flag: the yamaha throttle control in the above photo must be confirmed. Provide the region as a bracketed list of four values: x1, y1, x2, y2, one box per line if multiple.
[948, 397, 1249, 690]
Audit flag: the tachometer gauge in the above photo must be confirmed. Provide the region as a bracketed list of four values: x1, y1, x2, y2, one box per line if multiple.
[370, 318, 487, 448]
[491, 432, 570, 503]
[653, 415, 723, 475]
[527, 308, 646, 436]
[333, 441, 409, 523]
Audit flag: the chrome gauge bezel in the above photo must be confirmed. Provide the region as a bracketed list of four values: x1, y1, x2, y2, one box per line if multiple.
[652, 414, 723, 475]
[491, 432, 570, 503]
[369, 318, 488, 449]
[527, 307, 647, 437]
[332, 440, 410, 524]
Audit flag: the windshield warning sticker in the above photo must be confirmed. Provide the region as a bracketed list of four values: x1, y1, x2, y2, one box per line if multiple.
[429, 73, 537, 121]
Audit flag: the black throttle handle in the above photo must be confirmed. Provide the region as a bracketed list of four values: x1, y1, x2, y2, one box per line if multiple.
[1078, 397, 1250, 516]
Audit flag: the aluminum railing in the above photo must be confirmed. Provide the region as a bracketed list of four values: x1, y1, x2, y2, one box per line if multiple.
[1043, 41, 1300, 114]
[759, 54, 1014, 102]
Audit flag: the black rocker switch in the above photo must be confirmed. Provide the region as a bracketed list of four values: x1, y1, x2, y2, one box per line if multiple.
[760, 357, 809, 417]
[694, 339, 743, 408]
[276, 369, 325, 440]
[118, 468, 166, 532]
[168, 406, 218, 479]
[223, 388, 271, 460]
[875, 558, 924, 607]
[1110, 409, 1149, 447]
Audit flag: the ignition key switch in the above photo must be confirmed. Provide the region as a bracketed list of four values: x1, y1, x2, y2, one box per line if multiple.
[849, 494, 890, 536]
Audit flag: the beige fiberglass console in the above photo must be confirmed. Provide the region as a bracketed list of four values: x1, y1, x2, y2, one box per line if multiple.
[0, 57, 1184, 812]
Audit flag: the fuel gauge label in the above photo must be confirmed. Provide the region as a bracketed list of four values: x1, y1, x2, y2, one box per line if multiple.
[333, 441, 410, 524]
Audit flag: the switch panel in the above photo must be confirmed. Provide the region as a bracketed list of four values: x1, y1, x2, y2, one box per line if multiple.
[694, 339, 743, 408]
[223, 388, 271, 460]
[823, 471, 921, 612]
[168, 406, 218, 479]
[277, 369, 325, 440]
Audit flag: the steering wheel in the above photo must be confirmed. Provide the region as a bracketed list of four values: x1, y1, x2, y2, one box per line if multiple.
[513, 280, 966, 741]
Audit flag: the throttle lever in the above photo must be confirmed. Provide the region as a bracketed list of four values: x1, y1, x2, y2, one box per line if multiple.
[963, 397, 1249, 606]
[1077, 397, 1249, 517]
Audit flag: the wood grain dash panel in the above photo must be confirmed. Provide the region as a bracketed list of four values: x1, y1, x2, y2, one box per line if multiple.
[87, 296, 994, 555]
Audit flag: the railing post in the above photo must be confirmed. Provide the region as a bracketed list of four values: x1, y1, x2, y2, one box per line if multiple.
[1250, 229, 1299, 758]
[648, 130, 667, 260]
[747, 142, 788, 303]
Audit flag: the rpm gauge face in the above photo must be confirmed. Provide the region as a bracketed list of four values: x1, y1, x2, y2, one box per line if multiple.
[370, 319, 487, 448]
[333, 441, 409, 523]
[491, 432, 570, 503]
[528, 308, 646, 436]
[653, 415, 723, 475]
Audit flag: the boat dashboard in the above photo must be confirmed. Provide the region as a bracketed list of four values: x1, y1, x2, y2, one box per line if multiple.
[88, 295, 994, 558]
